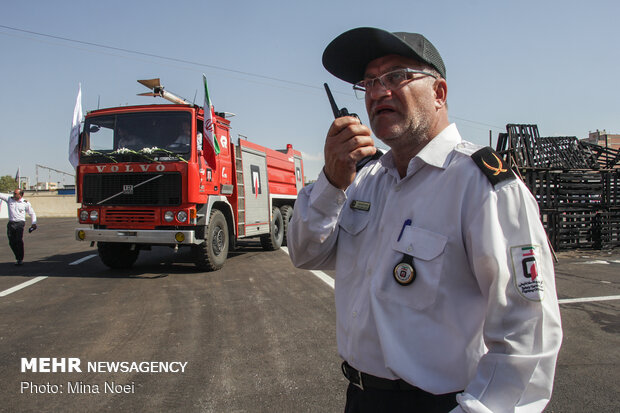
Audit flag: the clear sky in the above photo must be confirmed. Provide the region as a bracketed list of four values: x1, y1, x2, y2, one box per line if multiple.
[1, 0, 618, 186]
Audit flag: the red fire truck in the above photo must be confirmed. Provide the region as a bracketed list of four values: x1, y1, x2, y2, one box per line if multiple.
[75, 79, 304, 271]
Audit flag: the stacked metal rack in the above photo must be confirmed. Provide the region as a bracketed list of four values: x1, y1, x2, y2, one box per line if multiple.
[496, 124, 620, 250]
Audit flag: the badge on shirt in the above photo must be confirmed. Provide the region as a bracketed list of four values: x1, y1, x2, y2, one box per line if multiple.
[350, 200, 371, 211]
[393, 258, 416, 286]
[510, 245, 544, 301]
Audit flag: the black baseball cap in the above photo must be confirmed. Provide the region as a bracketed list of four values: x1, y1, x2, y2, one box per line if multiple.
[322, 27, 446, 84]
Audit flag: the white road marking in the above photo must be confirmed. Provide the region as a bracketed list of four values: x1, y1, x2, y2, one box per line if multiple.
[558, 296, 620, 304]
[0, 276, 48, 297]
[310, 270, 335, 289]
[1, 254, 97, 298]
[69, 254, 97, 265]
[281, 247, 335, 289]
[576, 260, 610, 265]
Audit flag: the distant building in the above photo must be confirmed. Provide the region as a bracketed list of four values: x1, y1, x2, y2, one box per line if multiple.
[35, 182, 59, 191]
[584, 130, 620, 150]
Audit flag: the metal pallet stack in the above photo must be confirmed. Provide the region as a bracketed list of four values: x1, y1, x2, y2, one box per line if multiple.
[496, 124, 620, 250]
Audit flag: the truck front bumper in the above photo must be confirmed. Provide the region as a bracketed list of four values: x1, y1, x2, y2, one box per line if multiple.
[75, 228, 199, 245]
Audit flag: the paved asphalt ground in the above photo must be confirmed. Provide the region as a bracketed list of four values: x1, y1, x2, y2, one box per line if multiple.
[0, 218, 618, 413]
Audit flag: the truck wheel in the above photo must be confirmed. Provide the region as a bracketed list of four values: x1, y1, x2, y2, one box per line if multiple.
[193, 209, 229, 271]
[280, 205, 293, 246]
[260, 207, 284, 251]
[98, 242, 139, 269]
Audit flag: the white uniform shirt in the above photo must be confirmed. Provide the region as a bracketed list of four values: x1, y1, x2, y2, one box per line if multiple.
[288, 124, 562, 413]
[0, 193, 37, 224]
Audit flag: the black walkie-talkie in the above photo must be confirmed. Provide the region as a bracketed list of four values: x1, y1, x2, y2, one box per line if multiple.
[324, 83, 357, 119]
[323, 83, 381, 171]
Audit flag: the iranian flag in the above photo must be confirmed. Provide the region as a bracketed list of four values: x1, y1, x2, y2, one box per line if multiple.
[203, 74, 220, 169]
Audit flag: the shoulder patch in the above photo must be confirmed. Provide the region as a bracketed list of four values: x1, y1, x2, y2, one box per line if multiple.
[471, 147, 515, 186]
[510, 245, 544, 301]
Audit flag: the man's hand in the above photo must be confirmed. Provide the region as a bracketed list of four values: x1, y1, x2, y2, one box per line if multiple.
[324, 117, 376, 190]
[29, 224, 37, 233]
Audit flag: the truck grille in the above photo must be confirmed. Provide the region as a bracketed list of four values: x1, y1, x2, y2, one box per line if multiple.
[82, 173, 182, 206]
[103, 209, 157, 224]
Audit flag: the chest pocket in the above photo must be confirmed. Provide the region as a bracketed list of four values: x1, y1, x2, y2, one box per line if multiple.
[373, 226, 447, 310]
[336, 208, 372, 273]
[338, 208, 371, 236]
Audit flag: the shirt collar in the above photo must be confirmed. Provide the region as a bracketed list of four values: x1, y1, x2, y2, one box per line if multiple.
[415, 123, 461, 169]
[379, 123, 462, 177]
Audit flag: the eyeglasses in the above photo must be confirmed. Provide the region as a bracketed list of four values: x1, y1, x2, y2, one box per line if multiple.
[353, 68, 437, 99]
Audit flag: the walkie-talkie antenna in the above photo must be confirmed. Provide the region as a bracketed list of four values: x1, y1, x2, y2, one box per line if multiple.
[323, 83, 342, 118]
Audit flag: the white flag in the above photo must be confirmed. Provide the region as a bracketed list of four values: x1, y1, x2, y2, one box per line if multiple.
[68, 83, 83, 169]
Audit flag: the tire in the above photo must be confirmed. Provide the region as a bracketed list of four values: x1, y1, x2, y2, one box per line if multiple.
[193, 209, 229, 271]
[260, 207, 284, 251]
[98, 242, 139, 269]
[280, 205, 293, 246]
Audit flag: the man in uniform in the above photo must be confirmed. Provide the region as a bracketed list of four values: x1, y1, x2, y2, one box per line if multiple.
[288, 27, 562, 412]
[1, 188, 37, 265]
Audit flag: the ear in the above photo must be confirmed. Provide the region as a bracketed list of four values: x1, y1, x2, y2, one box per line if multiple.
[434, 78, 448, 109]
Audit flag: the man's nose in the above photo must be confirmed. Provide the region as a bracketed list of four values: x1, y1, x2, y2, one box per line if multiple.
[367, 83, 392, 100]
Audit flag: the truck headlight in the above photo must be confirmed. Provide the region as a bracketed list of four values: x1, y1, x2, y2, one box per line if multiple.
[90, 210, 99, 221]
[164, 211, 174, 222]
[176, 211, 188, 223]
[80, 210, 89, 221]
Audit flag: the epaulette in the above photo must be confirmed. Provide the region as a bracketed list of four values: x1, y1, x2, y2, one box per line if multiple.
[471, 147, 515, 186]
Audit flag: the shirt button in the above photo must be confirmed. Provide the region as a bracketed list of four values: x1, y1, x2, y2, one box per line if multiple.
[407, 246, 412, 252]
[352, 311, 358, 318]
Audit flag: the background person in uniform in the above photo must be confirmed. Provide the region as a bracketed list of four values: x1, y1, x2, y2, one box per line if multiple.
[1, 188, 37, 265]
[288, 27, 563, 412]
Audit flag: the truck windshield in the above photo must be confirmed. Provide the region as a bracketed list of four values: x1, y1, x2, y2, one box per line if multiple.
[81, 111, 193, 159]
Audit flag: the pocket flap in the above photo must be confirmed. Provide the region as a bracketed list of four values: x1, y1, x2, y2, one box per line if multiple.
[338, 209, 370, 235]
[392, 226, 447, 260]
